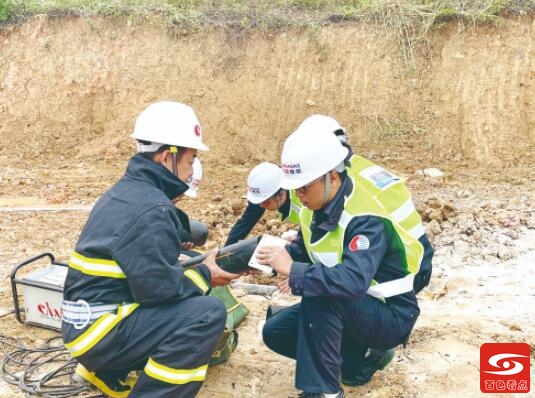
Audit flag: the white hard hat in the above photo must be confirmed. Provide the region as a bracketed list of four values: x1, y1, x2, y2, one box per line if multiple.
[298, 114, 344, 136]
[185, 157, 203, 198]
[280, 129, 348, 190]
[288, 114, 348, 146]
[246, 162, 283, 204]
[132, 101, 209, 152]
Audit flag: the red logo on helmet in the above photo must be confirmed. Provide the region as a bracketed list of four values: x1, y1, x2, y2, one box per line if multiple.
[194, 125, 201, 137]
[349, 235, 370, 252]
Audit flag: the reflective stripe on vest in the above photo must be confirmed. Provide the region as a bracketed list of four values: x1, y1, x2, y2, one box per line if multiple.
[144, 357, 208, 384]
[69, 252, 126, 279]
[300, 211, 343, 269]
[367, 273, 415, 299]
[184, 269, 209, 295]
[64, 303, 139, 357]
[290, 203, 301, 217]
[408, 223, 426, 240]
[310, 251, 339, 268]
[299, 157, 424, 299]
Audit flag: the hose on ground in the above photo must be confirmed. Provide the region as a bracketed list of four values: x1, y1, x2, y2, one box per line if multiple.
[0, 334, 101, 397]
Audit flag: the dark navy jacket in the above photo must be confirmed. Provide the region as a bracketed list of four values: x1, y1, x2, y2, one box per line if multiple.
[225, 197, 290, 246]
[287, 175, 433, 320]
[63, 154, 211, 307]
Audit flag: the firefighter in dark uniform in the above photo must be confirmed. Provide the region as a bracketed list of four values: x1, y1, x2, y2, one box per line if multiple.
[257, 118, 433, 398]
[61, 101, 241, 398]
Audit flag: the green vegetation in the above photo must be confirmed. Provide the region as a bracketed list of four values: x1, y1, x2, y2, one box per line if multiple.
[363, 112, 426, 142]
[2, 0, 531, 68]
[1, 0, 533, 27]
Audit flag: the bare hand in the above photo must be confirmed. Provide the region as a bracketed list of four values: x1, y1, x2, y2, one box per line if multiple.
[255, 246, 293, 276]
[277, 278, 291, 294]
[281, 229, 298, 242]
[240, 269, 258, 277]
[181, 242, 194, 250]
[203, 248, 241, 286]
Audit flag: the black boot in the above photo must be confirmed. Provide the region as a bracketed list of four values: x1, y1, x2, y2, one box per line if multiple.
[342, 348, 395, 386]
[298, 389, 345, 398]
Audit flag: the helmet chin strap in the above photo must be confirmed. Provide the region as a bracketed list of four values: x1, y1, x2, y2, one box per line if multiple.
[321, 173, 331, 208]
[170, 146, 179, 177]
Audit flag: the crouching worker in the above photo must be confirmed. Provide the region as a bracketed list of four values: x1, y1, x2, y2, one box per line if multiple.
[257, 119, 432, 397]
[225, 162, 302, 246]
[61, 101, 241, 398]
[226, 115, 351, 247]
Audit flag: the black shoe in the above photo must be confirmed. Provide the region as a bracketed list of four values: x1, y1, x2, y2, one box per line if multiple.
[342, 348, 395, 386]
[298, 389, 345, 398]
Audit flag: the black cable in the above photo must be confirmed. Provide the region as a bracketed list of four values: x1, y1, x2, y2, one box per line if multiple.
[0, 309, 16, 319]
[0, 334, 102, 397]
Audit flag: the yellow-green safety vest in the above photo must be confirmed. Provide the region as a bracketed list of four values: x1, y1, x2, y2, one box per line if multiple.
[299, 155, 424, 299]
[279, 189, 302, 224]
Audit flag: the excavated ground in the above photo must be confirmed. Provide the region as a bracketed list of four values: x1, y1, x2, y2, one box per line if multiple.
[1, 14, 534, 398]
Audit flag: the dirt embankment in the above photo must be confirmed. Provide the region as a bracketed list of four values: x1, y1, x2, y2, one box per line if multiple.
[1, 14, 535, 398]
[1, 15, 534, 168]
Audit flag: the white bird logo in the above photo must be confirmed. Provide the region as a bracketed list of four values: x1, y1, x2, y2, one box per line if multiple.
[483, 353, 528, 375]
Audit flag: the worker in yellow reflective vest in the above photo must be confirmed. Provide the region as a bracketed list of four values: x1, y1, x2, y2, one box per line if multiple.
[225, 162, 301, 245]
[61, 101, 241, 398]
[227, 116, 352, 246]
[257, 117, 433, 398]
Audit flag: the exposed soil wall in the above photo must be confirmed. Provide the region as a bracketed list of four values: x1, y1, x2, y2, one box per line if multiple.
[1, 14, 535, 398]
[0, 15, 534, 168]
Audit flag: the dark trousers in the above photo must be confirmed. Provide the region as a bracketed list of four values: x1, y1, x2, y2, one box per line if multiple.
[262, 296, 418, 393]
[63, 296, 226, 398]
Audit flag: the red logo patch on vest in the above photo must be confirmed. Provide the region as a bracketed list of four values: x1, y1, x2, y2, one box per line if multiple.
[194, 125, 201, 137]
[349, 235, 370, 252]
